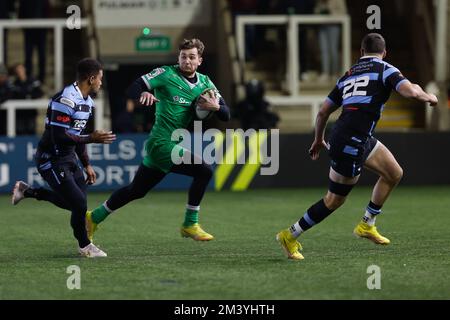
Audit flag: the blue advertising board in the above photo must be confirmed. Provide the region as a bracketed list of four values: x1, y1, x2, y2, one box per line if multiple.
[0, 134, 203, 193]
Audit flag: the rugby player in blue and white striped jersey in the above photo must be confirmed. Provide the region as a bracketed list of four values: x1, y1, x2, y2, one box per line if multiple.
[12, 58, 116, 258]
[277, 33, 438, 260]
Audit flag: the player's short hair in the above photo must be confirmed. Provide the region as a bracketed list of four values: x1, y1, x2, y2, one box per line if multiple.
[179, 38, 205, 56]
[76, 58, 102, 82]
[361, 33, 386, 54]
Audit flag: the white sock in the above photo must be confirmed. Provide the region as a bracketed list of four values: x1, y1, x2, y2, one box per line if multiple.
[186, 204, 200, 211]
[289, 222, 303, 238]
[363, 211, 376, 226]
[103, 201, 113, 213]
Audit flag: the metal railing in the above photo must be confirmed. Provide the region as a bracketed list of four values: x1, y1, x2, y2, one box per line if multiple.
[0, 18, 89, 92]
[434, 0, 448, 83]
[1, 98, 104, 137]
[0, 19, 107, 137]
[236, 14, 351, 97]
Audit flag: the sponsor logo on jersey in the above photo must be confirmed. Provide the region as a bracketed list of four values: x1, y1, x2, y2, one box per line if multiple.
[56, 115, 71, 123]
[147, 67, 165, 80]
[73, 119, 88, 129]
[60, 97, 75, 108]
[173, 96, 190, 105]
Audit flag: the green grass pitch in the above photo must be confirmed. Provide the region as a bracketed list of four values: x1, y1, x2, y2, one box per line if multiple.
[1, 186, 450, 299]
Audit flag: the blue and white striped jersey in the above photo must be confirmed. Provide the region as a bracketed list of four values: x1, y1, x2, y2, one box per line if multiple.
[37, 82, 94, 162]
[327, 56, 408, 137]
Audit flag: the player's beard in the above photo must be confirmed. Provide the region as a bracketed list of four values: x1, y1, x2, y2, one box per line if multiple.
[89, 89, 98, 98]
[180, 65, 196, 78]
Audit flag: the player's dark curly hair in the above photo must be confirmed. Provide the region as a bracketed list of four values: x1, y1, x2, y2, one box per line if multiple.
[361, 33, 386, 54]
[179, 38, 205, 56]
[76, 58, 102, 82]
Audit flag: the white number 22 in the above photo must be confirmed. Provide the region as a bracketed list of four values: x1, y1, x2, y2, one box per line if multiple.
[342, 76, 370, 99]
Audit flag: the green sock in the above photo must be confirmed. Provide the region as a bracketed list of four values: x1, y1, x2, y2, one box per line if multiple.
[183, 208, 199, 227]
[91, 204, 111, 224]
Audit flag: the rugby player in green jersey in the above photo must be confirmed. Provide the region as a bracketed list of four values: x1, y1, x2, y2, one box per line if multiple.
[86, 39, 230, 243]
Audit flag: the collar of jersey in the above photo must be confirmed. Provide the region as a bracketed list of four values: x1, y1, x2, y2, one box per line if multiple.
[73, 82, 89, 101]
[360, 55, 383, 61]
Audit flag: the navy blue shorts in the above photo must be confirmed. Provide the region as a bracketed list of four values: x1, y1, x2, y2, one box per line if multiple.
[35, 151, 87, 205]
[328, 132, 378, 178]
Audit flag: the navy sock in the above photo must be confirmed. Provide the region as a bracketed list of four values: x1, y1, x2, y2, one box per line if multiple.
[298, 199, 335, 232]
[368, 201, 382, 212]
[363, 201, 382, 224]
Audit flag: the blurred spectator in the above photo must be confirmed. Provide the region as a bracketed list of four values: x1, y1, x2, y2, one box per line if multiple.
[113, 99, 134, 133]
[279, 0, 316, 80]
[132, 99, 155, 133]
[19, 0, 50, 83]
[0, 0, 15, 65]
[448, 87, 450, 109]
[11, 63, 44, 99]
[113, 99, 155, 134]
[228, 0, 259, 61]
[0, 63, 14, 135]
[315, 0, 347, 82]
[0, 64, 13, 103]
[237, 79, 279, 130]
[10, 63, 44, 135]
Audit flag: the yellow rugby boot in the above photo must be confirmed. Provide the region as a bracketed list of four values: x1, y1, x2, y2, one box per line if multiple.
[180, 223, 214, 241]
[85, 210, 98, 242]
[353, 221, 390, 245]
[276, 229, 304, 260]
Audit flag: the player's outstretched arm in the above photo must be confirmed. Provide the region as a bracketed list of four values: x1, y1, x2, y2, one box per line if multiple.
[126, 78, 147, 100]
[397, 81, 438, 106]
[309, 99, 339, 160]
[126, 78, 159, 106]
[50, 124, 116, 145]
[88, 130, 116, 144]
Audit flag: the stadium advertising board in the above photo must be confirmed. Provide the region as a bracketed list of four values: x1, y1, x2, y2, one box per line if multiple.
[2, 132, 449, 193]
[0, 135, 196, 192]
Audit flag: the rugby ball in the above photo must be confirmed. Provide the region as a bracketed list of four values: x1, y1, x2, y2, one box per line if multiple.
[195, 104, 213, 120]
[194, 91, 217, 120]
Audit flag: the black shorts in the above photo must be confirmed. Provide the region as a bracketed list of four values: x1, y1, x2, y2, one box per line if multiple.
[328, 132, 378, 178]
[35, 151, 85, 189]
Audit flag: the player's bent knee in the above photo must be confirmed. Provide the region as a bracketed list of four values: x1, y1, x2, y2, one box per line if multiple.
[326, 179, 354, 210]
[199, 164, 213, 180]
[385, 165, 403, 185]
[395, 166, 404, 183]
[324, 192, 346, 210]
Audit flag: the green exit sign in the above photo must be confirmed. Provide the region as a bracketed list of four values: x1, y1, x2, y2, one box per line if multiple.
[136, 36, 171, 52]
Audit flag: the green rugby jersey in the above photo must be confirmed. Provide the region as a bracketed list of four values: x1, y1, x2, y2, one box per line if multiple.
[141, 65, 217, 141]
[140, 65, 219, 172]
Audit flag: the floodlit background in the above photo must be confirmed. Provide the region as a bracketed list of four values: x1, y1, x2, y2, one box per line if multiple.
[0, 0, 449, 300]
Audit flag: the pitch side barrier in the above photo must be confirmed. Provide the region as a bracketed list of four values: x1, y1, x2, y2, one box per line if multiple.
[0, 132, 449, 193]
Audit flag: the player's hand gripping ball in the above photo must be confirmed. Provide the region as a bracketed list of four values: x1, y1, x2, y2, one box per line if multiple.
[195, 89, 220, 120]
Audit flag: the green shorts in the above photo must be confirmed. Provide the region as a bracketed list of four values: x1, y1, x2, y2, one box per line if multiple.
[142, 138, 185, 173]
